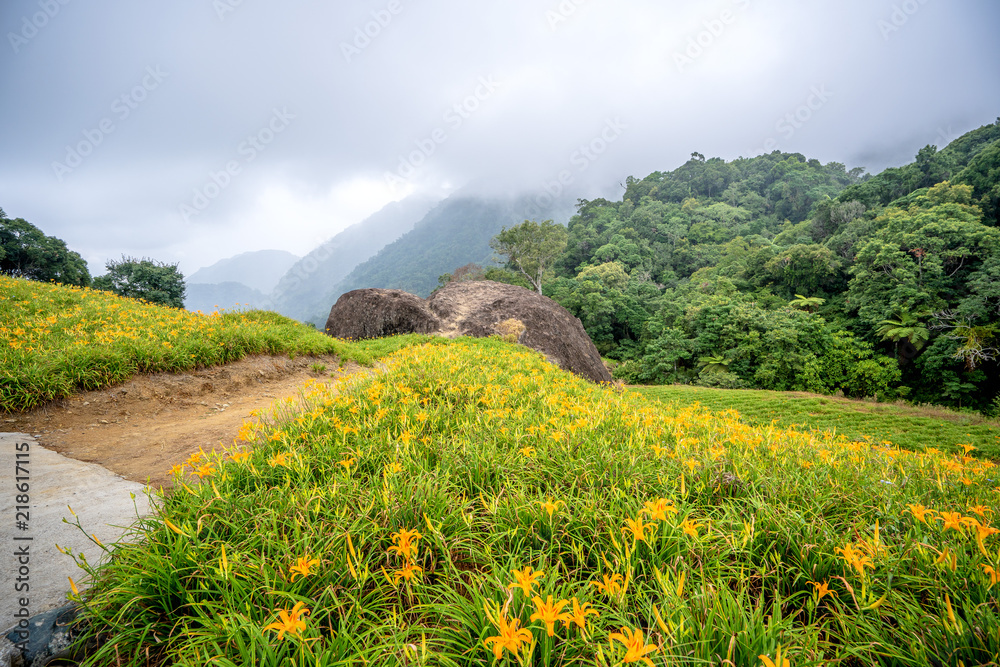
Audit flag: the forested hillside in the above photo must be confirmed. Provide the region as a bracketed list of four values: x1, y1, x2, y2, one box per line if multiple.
[527, 119, 1000, 413]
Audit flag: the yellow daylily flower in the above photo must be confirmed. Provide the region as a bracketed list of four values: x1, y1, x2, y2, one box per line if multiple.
[538, 499, 564, 521]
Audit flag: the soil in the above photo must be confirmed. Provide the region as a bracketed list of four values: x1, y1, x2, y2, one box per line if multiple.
[2, 354, 363, 491]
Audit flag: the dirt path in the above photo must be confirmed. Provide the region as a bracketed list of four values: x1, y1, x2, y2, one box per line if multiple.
[2, 354, 362, 491]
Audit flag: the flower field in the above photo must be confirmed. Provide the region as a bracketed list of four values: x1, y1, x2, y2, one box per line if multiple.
[0, 276, 370, 412]
[67, 337, 1000, 666]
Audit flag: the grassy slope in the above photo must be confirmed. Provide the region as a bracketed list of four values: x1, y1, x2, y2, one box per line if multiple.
[7, 278, 1000, 664]
[0, 276, 438, 412]
[70, 338, 1000, 666]
[635, 384, 1000, 460]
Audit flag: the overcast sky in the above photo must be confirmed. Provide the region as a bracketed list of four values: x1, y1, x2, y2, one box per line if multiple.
[1, 0, 998, 276]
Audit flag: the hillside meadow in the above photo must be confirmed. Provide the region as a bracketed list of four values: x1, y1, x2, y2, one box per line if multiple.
[3, 277, 999, 665]
[0, 276, 431, 413]
[636, 385, 1000, 461]
[61, 338, 998, 666]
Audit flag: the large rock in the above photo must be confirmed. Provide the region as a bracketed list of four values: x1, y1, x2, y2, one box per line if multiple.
[324, 281, 612, 383]
[323, 288, 441, 339]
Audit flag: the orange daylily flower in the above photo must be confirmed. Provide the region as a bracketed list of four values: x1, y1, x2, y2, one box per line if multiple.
[264, 601, 309, 640]
[609, 626, 658, 666]
[759, 645, 791, 667]
[562, 597, 599, 633]
[530, 595, 570, 637]
[591, 573, 625, 597]
[807, 580, 835, 602]
[388, 528, 422, 561]
[484, 614, 532, 661]
[641, 498, 679, 521]
[680, 518, 704, 538]
[289, 555, 320, 581]
[508, 566, 545, 596]
[623, 516, 656, 543]
[392, 560, 422, 585]
[906, 504, 935, 524]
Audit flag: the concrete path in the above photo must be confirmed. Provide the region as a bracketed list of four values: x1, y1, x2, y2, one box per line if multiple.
[1, 433, 152, 631]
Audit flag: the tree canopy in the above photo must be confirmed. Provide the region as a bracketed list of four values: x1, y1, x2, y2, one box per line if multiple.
[482, 119, 1000, 412]
[489, 219, 568, 294]
[93, 256, 186, 308]
[0, 209, 91, 286]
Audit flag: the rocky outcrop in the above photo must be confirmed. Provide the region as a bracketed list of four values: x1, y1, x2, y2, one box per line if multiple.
[324, 281, 612, 383]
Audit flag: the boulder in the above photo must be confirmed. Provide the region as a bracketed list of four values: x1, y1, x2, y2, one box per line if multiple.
[324, 281, 612, 383]
[324, 288, 441, 339]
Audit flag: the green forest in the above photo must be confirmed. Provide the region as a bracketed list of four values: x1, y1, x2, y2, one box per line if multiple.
[492, 120, 1000, 414]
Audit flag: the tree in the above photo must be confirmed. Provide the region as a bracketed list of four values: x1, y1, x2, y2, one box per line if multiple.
[92, 256, 186, 308]
[875, 308, 930, 360]
[0, 210, 91, 286]
[847, 182, 999, 327]
[697, 354, 730, 373]
[789, 294, 826, 312]
[489, 219, 568, 294]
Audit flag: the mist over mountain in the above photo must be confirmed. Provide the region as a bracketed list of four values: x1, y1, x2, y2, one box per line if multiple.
[269, 196, 439, 324]
[184, 281, 268, 314]
[321, 190, 578, 313]
[187, 250, 300, 294]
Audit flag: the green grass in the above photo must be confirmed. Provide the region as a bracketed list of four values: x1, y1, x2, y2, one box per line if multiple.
[635, 384, 1000, 460]
[0, 276, 435, 412]
[63, 338, 1000, 666]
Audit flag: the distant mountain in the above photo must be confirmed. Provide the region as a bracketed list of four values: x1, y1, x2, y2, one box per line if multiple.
[270, 196, 438, 324]
[184, 281, 268, 314]
[321, 190, 575, 312]
[187, 249, 299, 294]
